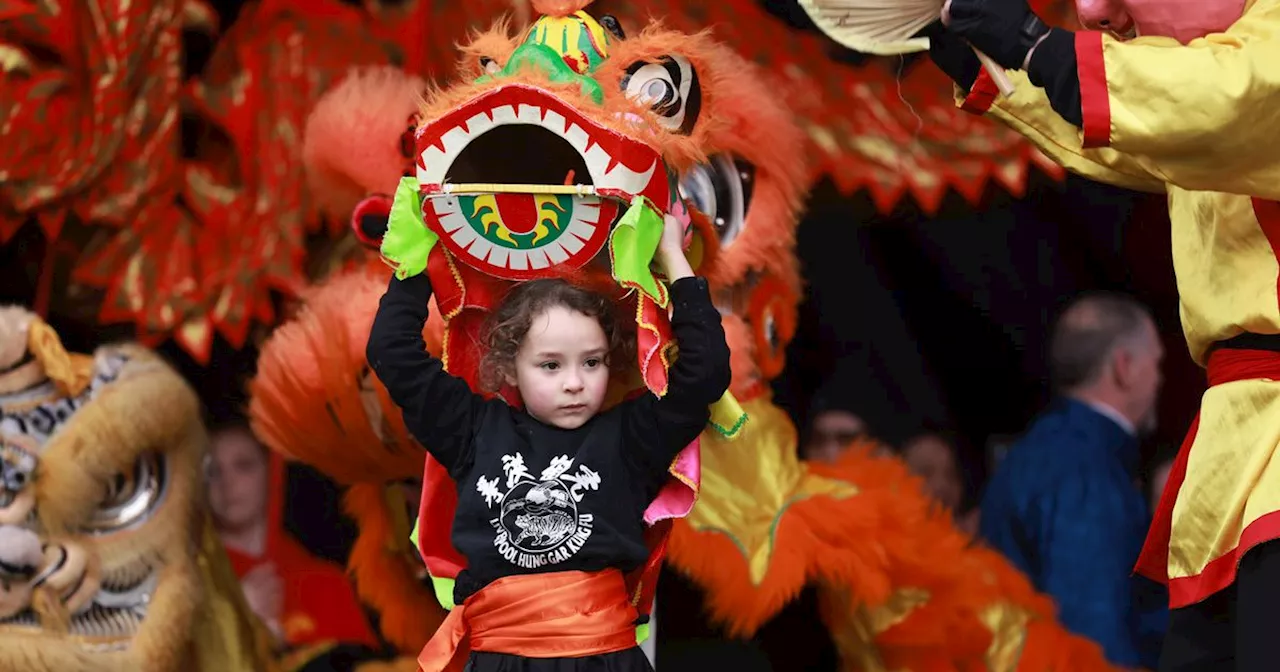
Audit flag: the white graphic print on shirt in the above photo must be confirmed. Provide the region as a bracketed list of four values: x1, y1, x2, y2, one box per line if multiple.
[475, 453, 601, 569]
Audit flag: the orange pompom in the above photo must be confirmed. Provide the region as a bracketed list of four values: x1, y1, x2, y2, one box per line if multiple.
[530, 0, 592, 17]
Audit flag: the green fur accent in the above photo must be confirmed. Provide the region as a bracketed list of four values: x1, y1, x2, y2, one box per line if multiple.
[380, 176, 437, 280]
[477, 43, 605, 104]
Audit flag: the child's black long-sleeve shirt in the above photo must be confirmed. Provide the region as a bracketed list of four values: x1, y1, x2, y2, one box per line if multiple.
[367, 273, 731, 605]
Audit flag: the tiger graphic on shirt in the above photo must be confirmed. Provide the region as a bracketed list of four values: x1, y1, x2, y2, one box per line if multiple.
[476, 453, 601, 569]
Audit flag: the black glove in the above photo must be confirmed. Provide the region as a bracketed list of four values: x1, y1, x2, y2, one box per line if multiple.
[918, 20, 981, 90]
[945, 0, 1050, 70]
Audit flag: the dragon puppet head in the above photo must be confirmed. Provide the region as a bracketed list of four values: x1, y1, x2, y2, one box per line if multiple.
[0, 307, 267, 671]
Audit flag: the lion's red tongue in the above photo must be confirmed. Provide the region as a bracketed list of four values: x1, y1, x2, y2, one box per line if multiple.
[493, 194, 540, 236]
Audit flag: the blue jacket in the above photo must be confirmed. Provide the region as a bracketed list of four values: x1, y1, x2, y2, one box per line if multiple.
[980, 398, 1166, 668]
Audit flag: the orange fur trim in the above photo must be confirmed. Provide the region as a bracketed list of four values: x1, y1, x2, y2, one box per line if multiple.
[417, 68, 672, 168]
[745, 275, 799, 381]
[249, 268, 440, 484]
[250, 268, 457, 656]
[303, 66, 426, 216]
[720, 313, 765, 401]
[453, 18, 520, 82]
[422, 20, 759, 176]
[667, 400, 883, 638]
[816, 445, 1120, 670]
[592, 23, 725, 173]
[343, 483, 446, 653]
[611, 29, 809, 294]
[670, 433, 1123, 670]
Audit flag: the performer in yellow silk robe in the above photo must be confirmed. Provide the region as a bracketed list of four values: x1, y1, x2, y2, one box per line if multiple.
[926, 0, 1280, 668]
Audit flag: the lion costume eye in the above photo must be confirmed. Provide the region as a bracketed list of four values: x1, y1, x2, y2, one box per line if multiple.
[85, 455, 165, 534]
[480, 56, 501, 75]
[679, 154, 754, 248]
[622, 56, 701, 135]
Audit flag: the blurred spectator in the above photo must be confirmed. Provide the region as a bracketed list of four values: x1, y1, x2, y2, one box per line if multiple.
[978, 293, 1165, 668]
[899, 430, 979, 535]
[802, 376, 895, 462]
[208, 422, 378, 651]
[900, 431, 963, 511]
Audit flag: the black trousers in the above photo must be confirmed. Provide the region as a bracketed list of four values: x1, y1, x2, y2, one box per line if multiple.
[1159, 539, 1280, 671]
[464, 647, 654, 672]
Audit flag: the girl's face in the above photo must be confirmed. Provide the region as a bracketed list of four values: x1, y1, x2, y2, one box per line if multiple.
[507, 305, 611, 429]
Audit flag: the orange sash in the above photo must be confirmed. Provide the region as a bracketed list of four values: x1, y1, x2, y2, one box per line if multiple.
[417, 570, 639, 672]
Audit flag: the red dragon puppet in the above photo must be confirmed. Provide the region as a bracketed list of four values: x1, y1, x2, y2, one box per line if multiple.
[251, 1, 1128, 669]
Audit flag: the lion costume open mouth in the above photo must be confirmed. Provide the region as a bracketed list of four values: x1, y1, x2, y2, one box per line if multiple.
[415, 85, 668, 280]
[1, 571, 158, 645]
[417, 85, 661, 198]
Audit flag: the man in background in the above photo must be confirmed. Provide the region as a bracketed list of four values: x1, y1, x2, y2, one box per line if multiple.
[207, 421, 378, 653]
[979, 293, 1166, 668]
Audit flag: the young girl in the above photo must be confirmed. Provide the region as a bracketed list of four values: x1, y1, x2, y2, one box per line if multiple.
[366, 214, 731, 672]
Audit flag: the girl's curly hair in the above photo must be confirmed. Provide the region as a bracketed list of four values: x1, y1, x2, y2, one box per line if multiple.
[479, 279, 636, 392]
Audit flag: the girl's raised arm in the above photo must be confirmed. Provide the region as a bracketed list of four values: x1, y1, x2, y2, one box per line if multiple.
[366, 273, 489, 476]
[621, 216, 732, 478]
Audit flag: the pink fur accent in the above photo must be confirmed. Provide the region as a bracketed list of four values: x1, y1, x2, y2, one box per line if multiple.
[303, 66, 426, 218]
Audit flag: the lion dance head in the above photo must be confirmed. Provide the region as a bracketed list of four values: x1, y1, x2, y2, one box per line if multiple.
[0, 307, 269, 671]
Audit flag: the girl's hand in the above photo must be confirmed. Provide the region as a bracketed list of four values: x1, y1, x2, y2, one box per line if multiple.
[655, 213, 693, 281]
